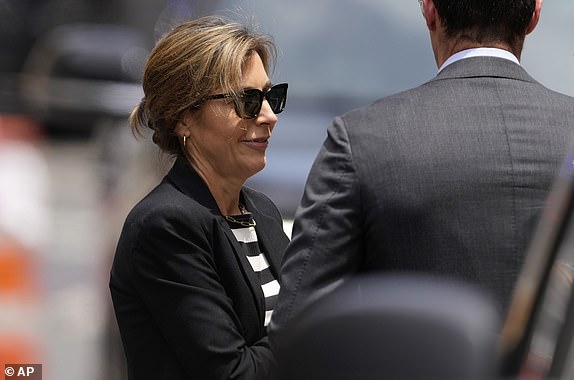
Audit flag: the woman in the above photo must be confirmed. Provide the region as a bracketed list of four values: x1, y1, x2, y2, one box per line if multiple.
[109, 16, 289, 380]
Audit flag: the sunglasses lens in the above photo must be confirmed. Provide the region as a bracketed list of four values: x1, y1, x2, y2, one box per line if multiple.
[266, 85, 287, 114]
[241, 90, 262, 119]
[235, 84, 288, 119]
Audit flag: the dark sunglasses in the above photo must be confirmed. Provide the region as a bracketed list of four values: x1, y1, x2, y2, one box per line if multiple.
[203, 83, 288, 119]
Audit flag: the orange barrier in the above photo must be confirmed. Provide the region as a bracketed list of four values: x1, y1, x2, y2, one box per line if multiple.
[0, 335, 39, 365]
[0, 239, 42, 365]
[0, 240, 37, 297]
[0, 114, 44, 367]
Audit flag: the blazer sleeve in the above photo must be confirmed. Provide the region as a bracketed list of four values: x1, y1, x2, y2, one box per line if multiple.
[269, 116, 365, 345]
[127, 205, 273, 380]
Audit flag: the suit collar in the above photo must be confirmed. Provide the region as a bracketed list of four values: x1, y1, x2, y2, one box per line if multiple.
[438, 48, 519, 73]
[432, 56, 537, 84]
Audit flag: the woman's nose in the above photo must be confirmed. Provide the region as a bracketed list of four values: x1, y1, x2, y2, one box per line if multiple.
[257, 99, 279, 124]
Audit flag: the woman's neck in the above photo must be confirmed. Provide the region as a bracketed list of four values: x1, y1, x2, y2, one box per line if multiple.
[190, 160, 245, 216]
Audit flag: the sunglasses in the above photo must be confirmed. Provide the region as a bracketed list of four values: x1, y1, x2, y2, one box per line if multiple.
[203, 83, 288, 119]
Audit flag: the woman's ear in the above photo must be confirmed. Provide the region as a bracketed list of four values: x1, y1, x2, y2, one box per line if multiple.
[174, 110, 195, 138]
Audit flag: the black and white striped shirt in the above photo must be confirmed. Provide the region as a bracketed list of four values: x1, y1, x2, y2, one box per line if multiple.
[225, 212, 279, 327]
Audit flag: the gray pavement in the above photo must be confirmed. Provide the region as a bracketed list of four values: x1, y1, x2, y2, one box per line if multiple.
[39, 137, 109, 380]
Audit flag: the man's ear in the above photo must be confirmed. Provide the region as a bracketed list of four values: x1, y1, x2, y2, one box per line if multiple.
[526, 0, 543, 35]
[423, 0, 439, 31]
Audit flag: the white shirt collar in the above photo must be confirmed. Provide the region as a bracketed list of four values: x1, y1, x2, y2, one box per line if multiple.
[438, 48, 520, 72]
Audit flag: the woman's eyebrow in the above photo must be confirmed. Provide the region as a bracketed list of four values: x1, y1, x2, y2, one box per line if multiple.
[243, 81, 273, 91]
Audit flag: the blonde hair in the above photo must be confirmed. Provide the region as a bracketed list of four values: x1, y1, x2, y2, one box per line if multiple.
[130, 16, 276, 155]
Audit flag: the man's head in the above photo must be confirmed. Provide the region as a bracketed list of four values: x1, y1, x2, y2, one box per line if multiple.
[422, 0, 543, 64]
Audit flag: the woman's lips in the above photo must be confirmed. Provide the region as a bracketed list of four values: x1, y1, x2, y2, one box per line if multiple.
[242, 137, 269, 150]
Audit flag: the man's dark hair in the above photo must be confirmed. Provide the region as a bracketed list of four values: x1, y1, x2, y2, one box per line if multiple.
[433, 0, 536, 47]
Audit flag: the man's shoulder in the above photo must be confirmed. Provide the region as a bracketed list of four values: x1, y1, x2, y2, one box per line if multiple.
[340, 83, 431, 121]
[341, 64, 574, 122]
[536, 86, 574, 105]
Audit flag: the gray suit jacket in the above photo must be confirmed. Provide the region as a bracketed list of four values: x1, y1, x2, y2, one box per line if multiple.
[270, 57, 574, 340]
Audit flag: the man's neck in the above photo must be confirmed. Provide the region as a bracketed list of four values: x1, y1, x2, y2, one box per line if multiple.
[431, 28, 523, 69]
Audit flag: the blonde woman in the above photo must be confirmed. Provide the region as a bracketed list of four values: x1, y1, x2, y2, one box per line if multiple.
[109, 16, 289, 380]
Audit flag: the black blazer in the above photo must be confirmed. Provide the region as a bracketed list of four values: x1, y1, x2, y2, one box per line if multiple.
[110, 158, 289, 380]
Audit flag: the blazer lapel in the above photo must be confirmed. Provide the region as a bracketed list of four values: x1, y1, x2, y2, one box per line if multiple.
[167, 158, 267, 322]
[219, 218, 267, 322]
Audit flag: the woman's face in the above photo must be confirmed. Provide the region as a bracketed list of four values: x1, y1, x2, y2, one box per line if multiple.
[180, 53, 278, 184]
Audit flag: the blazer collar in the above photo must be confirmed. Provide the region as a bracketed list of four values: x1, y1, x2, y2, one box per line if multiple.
[166, 157, 221, 214]
[166, 157, 283, 244]
[432, 56, 537, 84]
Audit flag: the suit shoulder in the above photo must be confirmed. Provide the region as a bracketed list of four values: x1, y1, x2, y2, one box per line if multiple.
[341, 85, 426, 120]
[337, 86, 427, 133]
[540, 87, 574, 106]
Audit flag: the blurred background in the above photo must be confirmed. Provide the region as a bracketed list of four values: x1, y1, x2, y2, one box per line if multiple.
[0, 0, 573, 379]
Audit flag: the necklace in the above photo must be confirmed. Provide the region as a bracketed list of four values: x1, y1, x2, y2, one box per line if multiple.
[224, 203, 256, 227]
[224, 215, 256, 227]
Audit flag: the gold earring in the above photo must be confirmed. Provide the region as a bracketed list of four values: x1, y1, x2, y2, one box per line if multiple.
[183, 135, 187, 147]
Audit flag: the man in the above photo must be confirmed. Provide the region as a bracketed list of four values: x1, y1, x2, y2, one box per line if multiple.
[269, 0, 574, 341]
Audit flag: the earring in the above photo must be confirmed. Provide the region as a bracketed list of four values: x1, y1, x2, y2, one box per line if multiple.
[183, 135, 187, 147]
